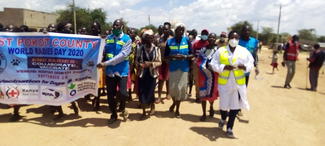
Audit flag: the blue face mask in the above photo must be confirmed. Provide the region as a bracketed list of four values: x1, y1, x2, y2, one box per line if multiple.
[201, 35, 208, 41]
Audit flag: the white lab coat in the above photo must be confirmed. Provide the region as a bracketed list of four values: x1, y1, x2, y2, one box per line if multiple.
[209, 45, 254, 110]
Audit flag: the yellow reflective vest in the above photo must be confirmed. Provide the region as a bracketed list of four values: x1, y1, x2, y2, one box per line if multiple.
[218, 47, 246, 85]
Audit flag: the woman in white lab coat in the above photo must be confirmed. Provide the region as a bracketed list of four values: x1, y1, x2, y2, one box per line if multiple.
[209, 30, 254, 138]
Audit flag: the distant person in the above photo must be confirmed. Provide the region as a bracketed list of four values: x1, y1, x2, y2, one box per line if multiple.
[78, 27, 87, 34]
[165, 23, 194, 118]
[157, 23, 173, 104]
[210, 30, 254, 138]
[90, 21, 101, 36]
[19, 25, 29, 32]
[126, 28, 140, 101]
[216, 32, 228, 48]
[188, 29, 198, 43]
[5, 24, 17, 32]
[307, 44, 325, 91]
[0, 23, 3, 31]
[282, 35, 301, 89]
[238, 25, 259, 117]
[64, 23, 73, 34]
[270, 50, 279, 74]
[239, 25, 259, 86]
[47, 24, 56, 32]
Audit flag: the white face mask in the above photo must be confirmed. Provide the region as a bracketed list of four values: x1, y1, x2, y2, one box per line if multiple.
[229, 39, 239, 47]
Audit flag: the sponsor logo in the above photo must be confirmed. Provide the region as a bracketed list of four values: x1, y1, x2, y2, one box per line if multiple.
[68, 83, 77, 97]
[70, 90, 77, 96]
[68, 83, 76, 89]
[21, 86, 39, 96]
[6, 87, 20, 98]
[0, 52, 7, 74]
[41, 88, 62, 99]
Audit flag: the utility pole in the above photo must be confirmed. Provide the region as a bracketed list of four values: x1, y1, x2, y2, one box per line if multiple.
[256, 20, 260, 40]
[276, 4, 282, 43]
[148, 15, 151, 25]
[73, 0, 77, 34]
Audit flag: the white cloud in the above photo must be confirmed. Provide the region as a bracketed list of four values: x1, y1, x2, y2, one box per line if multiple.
[1, 0, 325, 35]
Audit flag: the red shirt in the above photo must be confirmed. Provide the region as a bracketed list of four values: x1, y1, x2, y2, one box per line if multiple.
[192, 40, 209, 57]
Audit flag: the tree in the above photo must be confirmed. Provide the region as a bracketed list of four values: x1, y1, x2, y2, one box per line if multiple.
[259, 27, 276, 45]
[228, 21, 257, 37]
[279, 32, 291, 43]
[56, 5, 108, 33]
[140, 24, 158, 34]
[298, 29, 317, 42]
[317, 36, 325, 42]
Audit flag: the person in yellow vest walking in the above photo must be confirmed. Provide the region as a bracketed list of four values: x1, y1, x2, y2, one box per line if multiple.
[209, 30, 254, 138]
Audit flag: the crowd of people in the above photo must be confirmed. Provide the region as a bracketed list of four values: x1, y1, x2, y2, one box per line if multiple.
[1, 18, 324, 138]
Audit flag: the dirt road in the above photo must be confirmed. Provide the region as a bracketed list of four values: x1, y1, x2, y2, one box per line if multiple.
[0, 47, 324, 146]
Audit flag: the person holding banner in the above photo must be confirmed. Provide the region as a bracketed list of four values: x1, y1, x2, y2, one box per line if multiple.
[4, 24, 22, 121]
[97, 19, 132, 124]
[209, 31, 254, 138]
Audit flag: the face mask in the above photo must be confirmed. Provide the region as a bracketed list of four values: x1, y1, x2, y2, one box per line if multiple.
[112, 29, 122, 36]
[220, 38, 225, 43]
[201, 35, 208, 41]
[229, 39, 239, 47]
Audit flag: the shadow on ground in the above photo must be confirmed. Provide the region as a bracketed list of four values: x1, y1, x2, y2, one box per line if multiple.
[190, 126, 229, 141]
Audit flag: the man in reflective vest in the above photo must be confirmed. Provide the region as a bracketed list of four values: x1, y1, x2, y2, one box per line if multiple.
[210, 30, 254, 138]
[97, 19, 132, 124]
[282, 35, 300, 89]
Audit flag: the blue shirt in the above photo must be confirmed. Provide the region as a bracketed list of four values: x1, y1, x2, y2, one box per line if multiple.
[239, 37, 259, 67]
[165, 36, 192, 72]
[103, 33, 132, 77]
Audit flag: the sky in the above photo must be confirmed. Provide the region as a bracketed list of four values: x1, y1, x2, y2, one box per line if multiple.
[1, 0, 325, 36]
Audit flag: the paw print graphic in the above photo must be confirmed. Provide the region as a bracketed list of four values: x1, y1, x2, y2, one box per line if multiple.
[11, 59, 21, 66]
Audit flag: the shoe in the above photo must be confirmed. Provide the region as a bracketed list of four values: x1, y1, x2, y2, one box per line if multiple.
[175, 111, 181, 118]
[155, 98, 161, 104]
[226, 128, 236, 138]
[117, 108, 123, 112]
[53, 113, 64, 120]
[237, 111, 243, 117]
[72, 104, 79, 115]
[149, 109, 155, 116]
[218, 120, 225, 129]
[288, 84, 292, 88]
[9, 114, 22, 122]
[169, 104, 175, 112]
[140, 114, 147, 120]
[284, 84, 290, 89]
[107, 117, 117, 124]
[166, 95, 171, 100]
[200, 115, 206, 121]
[120, 110, 129, 120]
[209, 109, 214, 117]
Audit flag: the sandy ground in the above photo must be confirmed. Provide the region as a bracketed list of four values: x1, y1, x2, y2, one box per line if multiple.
[0, 47, 324, 146]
